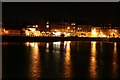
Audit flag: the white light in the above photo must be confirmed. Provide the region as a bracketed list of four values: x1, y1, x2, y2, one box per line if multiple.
[71, 23, 74, 25]
[53, 42, 61, 50]
[63, 32, 66, 34]
[73, 23, 75, 25]
[29, 28, 36, 31]
[36, 25, 38, 28]
[46, 22, 49, 24]
[46, 43, 49, 49]
[102, 35, 106, 37]
[53, 42, 61, 45]
[46, 25, 49, 28]
[33, 26, 35, 27]
[55, 32, 61, 36]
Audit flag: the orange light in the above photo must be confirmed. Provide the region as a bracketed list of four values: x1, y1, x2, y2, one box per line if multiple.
[90, 41, 97, 78]
[67, 27, 70, 29]
[64, 41, 71, 78]
[91, 28, 97, 37]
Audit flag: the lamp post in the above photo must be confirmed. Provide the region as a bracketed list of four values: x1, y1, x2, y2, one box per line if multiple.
[46, 21, 49, 29]
[46, 21, 50, 36]
[71, 22, 76, 35]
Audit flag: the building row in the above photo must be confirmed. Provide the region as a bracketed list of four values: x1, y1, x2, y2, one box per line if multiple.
[1, 24, 120, 38]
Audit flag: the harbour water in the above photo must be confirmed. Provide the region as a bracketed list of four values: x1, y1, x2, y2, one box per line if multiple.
[2, 41, 120, 79]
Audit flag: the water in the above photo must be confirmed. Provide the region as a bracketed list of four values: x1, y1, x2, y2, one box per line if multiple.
[2, 41, 120, 79]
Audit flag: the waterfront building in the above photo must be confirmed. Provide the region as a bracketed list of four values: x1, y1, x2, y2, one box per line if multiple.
[22, 25, 40, 36]
[1, 27, 20, 36]
[100, 26, 120, 38]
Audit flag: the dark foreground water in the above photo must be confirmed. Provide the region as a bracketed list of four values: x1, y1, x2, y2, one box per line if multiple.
[2, 41, 120, 80]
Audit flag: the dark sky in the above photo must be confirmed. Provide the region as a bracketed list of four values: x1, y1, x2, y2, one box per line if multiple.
[2, 2, 120, 26]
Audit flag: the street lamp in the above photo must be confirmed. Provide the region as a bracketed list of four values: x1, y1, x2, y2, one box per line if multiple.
[71, 22, 76, 35]
[46, 21, 50, 36]
[36, 25, 38, 28]
[46, 21, 49, 29]
[73, 23, 75, 26]
[67, 27, 70, 30]
[33, 25, 35, 27]
[71, 22, 75, 26]
[46, 21, 49, 25]
[46, 25, 49, 28]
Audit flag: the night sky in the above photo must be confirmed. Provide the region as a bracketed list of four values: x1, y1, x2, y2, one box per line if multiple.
[2, 2, 120, 28]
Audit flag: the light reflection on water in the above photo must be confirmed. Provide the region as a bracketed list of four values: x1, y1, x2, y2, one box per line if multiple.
[64, 41, 71, 78]
[25, 42, 41, 79]
[112, 42, 118, 78]
[3, 41, 120, 79]
[90, 41, 97, 79]
[53, 42, 61, 51]
[46, 43, 49, 53]
[52, 42, 61, 60]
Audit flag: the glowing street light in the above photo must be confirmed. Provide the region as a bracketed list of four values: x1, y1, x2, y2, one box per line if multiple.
[67, 27, 70, 29]
[46, 21, 49, 25]
[71, 23, 74, 26]
[115, 30, 117, 32]
[46, 21, 49, 33]
[73, 23, 75, 26]
[33, 25, 35, 27]
[71, 23, 75, 26]
[36, 25, 38, 28]
[73, 27, 75, 29]
[46, 25, 49, 28]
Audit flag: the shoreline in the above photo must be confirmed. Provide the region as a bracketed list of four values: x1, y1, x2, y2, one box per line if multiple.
[1, 35, 120, 42]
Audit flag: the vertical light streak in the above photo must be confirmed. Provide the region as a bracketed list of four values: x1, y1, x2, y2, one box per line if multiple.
[46, 43, 49, 53]
[112, 42, 118, 78]
[90, 41, 97, 79]
[53, 41, 61, 53]
[25, 42, 41, 79]
[64, 41, 71, 78]
[53, 42, 61, 49]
